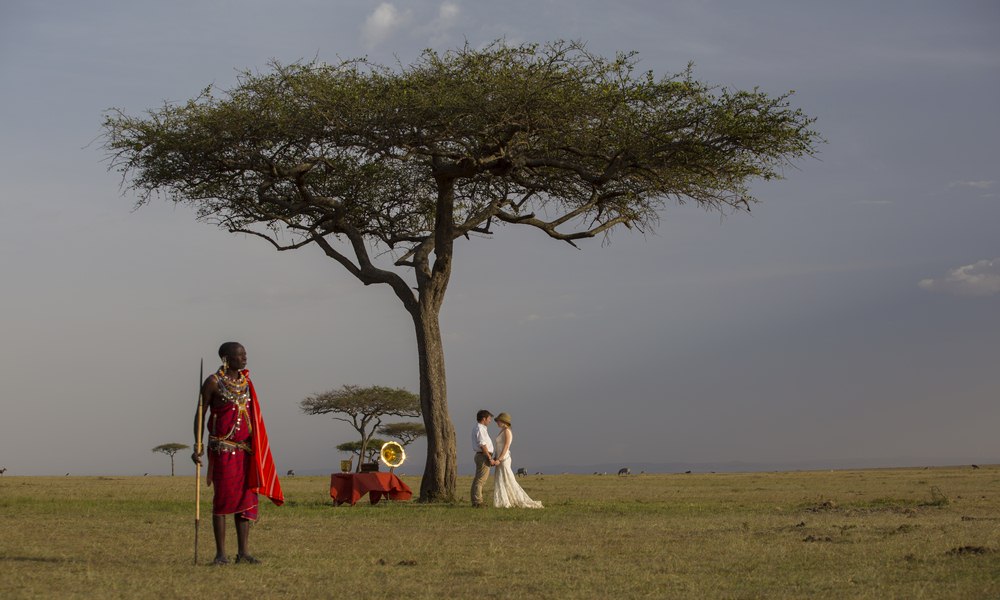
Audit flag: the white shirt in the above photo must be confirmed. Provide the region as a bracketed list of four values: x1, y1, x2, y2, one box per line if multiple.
[472, 422, 494, 455]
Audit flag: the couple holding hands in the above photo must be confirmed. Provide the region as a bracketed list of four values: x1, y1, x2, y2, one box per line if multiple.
[470, 410, 543, 509]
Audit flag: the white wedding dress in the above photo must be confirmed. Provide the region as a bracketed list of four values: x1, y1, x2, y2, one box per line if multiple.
[493, 430, 543, 509]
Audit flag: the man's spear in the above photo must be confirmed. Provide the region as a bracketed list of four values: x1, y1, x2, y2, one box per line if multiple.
[194, 358, 204, 565]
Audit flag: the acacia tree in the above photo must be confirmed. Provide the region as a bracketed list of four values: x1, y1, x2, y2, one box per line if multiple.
[103, 40, 819, 501]
[152, 443, 189, 476]
[378, 422, 427, 447]
[301, 385, 420, 472]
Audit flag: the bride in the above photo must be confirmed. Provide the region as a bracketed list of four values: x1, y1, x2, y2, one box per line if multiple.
[492, 412, 543, 509]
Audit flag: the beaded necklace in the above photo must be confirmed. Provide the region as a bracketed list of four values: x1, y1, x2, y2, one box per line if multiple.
[217, 367, 249, 400]
[215, 367, 252, 438]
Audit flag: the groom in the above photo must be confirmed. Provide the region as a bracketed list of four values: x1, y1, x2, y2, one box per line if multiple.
[470, 410, 497, 507]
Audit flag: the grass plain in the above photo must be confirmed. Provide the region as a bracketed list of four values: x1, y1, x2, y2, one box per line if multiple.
[2, 466, 999, 599]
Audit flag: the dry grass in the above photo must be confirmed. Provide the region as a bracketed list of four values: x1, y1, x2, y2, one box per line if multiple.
[2, 466, 999, 598]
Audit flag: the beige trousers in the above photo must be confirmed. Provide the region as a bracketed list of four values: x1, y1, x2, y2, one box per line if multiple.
[470, 453, 491, 506]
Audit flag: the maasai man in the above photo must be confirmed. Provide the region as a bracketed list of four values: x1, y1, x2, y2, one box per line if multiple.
[192, 342, 284, 565]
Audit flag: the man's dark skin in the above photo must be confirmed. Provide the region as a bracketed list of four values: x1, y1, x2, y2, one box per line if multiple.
[192, 343, 258, 565]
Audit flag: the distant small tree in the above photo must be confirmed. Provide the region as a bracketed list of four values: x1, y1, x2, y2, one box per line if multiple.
[378, 422, 427, 448]
[302, 385, 420, 472]
[337, 439, 387, 464]
[152, 443, 189, 476]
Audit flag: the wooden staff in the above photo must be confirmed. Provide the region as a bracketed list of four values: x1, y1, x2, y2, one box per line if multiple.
[194, 358, 204, 565]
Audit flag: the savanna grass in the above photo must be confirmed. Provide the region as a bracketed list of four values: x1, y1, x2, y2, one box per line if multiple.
[2, 467, 999, 598]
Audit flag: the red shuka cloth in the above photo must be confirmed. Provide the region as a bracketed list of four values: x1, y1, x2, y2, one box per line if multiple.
[245, 372, 284, 506]
[209, 448, 258, 518]
[207, 370, 284, 515]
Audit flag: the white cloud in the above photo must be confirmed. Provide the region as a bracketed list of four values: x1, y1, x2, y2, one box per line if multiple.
[361, 2, 459, 49]
[949, 180, 996, 190]
[438, 2, 459, 26]
[919, 258, 1000, 297]
[421, 2, 461, 45]
[360, 2, 458, 49]
[362, 3, 412, 48]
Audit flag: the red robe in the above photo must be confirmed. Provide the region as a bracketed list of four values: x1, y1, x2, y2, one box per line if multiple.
[207, 370, 283, 518]
[245, 372, 283, 506]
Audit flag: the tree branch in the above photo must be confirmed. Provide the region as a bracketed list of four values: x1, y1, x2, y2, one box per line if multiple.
[230, 228, 320, 251]
[312, 232, 418, 312]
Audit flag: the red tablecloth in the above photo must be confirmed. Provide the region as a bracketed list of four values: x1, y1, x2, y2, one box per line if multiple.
[330, 473, 413, 506]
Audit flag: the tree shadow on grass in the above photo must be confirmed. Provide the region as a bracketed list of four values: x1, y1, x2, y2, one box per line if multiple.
[0, 555, 71, 563]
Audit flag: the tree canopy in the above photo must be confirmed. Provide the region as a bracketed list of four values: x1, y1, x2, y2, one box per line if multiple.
[152, 443, 189, 476]
[378, 422, 427, 447]
[105, 40, 819, 500]
[106, 40, 817, 253]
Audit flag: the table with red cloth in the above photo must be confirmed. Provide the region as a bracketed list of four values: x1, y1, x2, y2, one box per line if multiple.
[330, 472, 413, 506]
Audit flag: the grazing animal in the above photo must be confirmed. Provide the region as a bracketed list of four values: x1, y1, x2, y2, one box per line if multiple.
[0, 467, 6, 476]
[971, 464, 980, 470]
[516, 467, 528, 478]
[143, 473, 148, 476]
[287, 469, 296, 476]
[618, 467, 631, 477]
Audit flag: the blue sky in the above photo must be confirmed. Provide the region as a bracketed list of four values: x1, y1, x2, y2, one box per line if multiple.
[0, 1, 997, 476]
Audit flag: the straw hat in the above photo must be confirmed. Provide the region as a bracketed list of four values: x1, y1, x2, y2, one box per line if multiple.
[495, 412, 512, 427]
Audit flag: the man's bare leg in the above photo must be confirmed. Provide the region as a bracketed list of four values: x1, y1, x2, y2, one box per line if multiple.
[234, 515, 259, 564]
[212, 515, 228, 565]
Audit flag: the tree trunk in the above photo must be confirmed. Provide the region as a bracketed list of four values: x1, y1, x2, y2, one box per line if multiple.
[170, 454, 175, 477]
[412, 303, 457, 502]
[357, 434, 370, 473]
